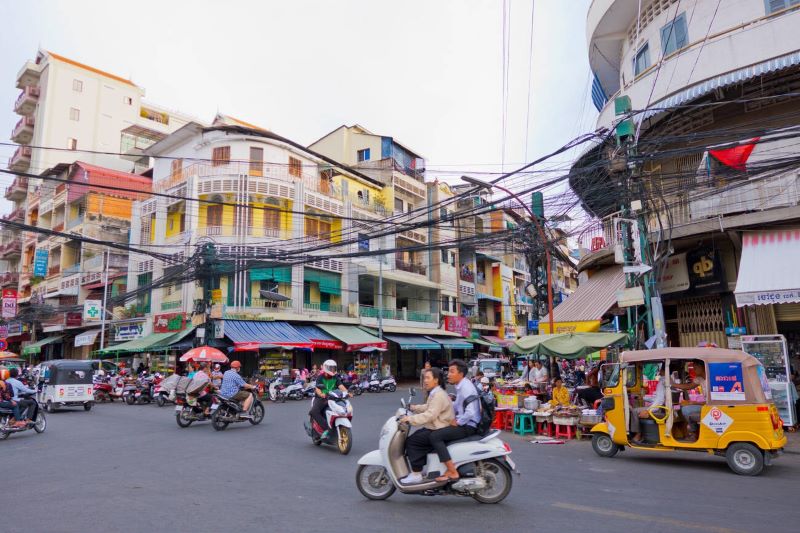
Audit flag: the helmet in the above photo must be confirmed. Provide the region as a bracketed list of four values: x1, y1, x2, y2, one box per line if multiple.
[230, 361, 241, 370]
[322, 359, 337, 377]
[0, 367, 9, 381]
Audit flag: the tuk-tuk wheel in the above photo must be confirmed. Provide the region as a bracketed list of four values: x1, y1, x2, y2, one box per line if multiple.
[726, 443, 764, 476]
[83, 402, 93, 412]
[46, 400, 57, 413]
[591, 433, 620, 458]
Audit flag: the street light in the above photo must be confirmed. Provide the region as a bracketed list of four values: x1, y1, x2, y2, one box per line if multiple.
[460, 175, 555, 334]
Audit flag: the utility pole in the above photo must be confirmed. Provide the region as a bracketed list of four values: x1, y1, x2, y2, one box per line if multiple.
[197, 242, 218, 347]
[377, 253, 384, 373]
[99, 248, 110, 350]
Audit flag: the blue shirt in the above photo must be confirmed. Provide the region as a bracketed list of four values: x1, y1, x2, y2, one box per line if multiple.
[454, 377, 481, 428]
[219, 370, 246, 399]
[6, 377, 36, 401]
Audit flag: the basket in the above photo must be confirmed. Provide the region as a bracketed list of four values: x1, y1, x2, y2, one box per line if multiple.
[552, 416, 579, 426]
[535, 415, 553, 423]
[579, 414, 603, 425]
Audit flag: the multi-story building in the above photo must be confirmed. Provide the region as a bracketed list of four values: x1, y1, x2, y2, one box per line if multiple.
[566, 1, 800, 350]
[19, 162, 151, 360]
[3, 50, 197, 322]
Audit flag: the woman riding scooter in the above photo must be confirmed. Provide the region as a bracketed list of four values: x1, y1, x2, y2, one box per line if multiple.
[310, 360, 350, 440]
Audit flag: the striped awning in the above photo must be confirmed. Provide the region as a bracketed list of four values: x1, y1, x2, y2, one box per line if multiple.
[735, 228, 800, 307]
[224, 320, 313, 351]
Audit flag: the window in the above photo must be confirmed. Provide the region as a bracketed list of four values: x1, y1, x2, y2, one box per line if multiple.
[170, 158, 183, 177]
[206, 205, 223, 227]
[660, 12, 688, 55]
[123, 96, 133, 105]
[212, 146, 230, 167]
[765, 0, 800, 15]
[442, 295, 449, 312]
[441, 249, 449, 264]
[263, 208, 280, 233]
[356, 189, 370, 204]
[305, 217, 331, 240]
[357, 148, 371, 162]
[394, 198, 404, 213]
[69, 108, 80, 121]
[249, 147, 264, 176]
[633, 43, 650, 76]
[67, 138, 77, 151]
[72, 79, 83, 92]
[289, 156, 302, 177]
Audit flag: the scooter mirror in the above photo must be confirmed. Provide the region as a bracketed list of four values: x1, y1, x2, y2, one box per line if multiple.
[409, 387, 417, 397]
[400, 398, 406, 408]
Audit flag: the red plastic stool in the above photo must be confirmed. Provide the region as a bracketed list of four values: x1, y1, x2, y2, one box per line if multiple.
[502, 410, 515, 431]
[554, 423, 575, 439]
[492, 410, 507, 430]
[537, 420, 553, 437]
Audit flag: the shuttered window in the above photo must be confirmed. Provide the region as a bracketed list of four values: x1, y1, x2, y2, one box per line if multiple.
[212, 146, 230, 167]
[207, 205, 223, 227]
[249, 147, 263, 176]
[289, 156, 302, 177]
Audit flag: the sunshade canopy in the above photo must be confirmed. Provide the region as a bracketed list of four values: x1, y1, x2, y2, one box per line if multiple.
[470, 338, 503, 352]
[316, 324, 387, 352]
[384, 334, 442, 350]
[482, 335, 512, 347]
[424, 336, 473, 350]
[224, 320, 312, 351]
[292, 325, 343, 350]
[180, 346, 229, 363]
[22, 336, 62, 355]
[150, 326, 196, 351]
[510, 332, 629, 359]
[735, 228, 800, 306]
[95, 332, 177, 355]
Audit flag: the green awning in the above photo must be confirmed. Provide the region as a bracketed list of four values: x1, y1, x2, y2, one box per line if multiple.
[384, 334, 441, 350]
[22, 336, 63, 355]
[304, 268, 341, 295]
[510, 332, 629, 359]
[150, 326, 196, 350]
[95, 332, 178, 355]
[470, 337, 503, 352]
[316, 324, 387, 352]
[425, 336, 474, 350]
[250, 266, 292, 282]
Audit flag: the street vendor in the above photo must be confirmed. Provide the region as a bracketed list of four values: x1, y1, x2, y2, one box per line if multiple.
[531, 360, 548, 385]
[549, 377, 570, 407]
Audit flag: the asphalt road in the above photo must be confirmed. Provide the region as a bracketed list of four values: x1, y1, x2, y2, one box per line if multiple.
[3, 390, 799, 533]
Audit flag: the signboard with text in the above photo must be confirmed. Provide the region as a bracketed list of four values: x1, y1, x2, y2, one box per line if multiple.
[2, 289, 17, 319]
[444, 316, 469, 337]
[115, 324, 143, 341]
[708, 362, 746, 401]
[153, 313, 187, 333]
[33, 248, 49, 277]
[657, 253, 690, 294]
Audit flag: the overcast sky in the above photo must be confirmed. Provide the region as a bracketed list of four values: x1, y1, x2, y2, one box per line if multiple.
[0, 0, 597, 213]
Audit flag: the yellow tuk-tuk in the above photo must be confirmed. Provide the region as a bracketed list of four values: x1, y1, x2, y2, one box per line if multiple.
[590, 348, 786, 475]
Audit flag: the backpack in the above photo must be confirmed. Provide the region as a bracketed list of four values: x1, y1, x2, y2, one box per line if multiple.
[463, 391, 496, 436]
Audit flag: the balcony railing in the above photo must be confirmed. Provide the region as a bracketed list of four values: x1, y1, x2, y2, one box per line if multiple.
[52, 221, 65, 233]
[358, 305, 438, 323]
[11, 116, 34, 143]
[248, 298, 293, 309]
[395, 259, 427, 276]
[47, 265, 61, 277]
[66, 217, 83, 230]
[4, 176, 27, 200]
[303, 302, 344, 314]
[200, 226, 222, 236]
[14, 86, 39, 114]
[577, 211, 624, 255]
[0, 241, 22, 257]
[63, 264, 81, 275]
[9, 146, 32, 171]
[2, 208, 25, 223]
[0, 272, 19, 287]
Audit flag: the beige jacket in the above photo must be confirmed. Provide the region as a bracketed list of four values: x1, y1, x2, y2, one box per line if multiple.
[407, 387, 454, 430]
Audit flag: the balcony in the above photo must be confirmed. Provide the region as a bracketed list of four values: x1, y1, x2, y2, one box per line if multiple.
[63, 264, 81, 275]
[0, 272, 19, 287]
[4, 176, 27, 201]
[11, 116, 34, 144]
[47, 265, 61, 277]
[2, 208, 25, 223]
[359, 305, 438, 324]
[16, 60, 41, 89]
[0, 241, 22, 258]
[200, 226, 222, 237]
[14, 86, 39, 115]
[247, 298, 294, 310]
[52, 221, 65, 233]
[303, 302, 344, 315]
[395, 259, 427, 276]
[9, 146, 32, 172]
[66, 216, 83, 231]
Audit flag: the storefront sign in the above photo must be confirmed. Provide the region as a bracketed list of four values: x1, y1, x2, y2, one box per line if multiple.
[444, 316, 469, 337]
[2, 289, 17, 319]
[153, 313, 187, 333]
[115, 324, 143, 341]
[33, 248, 49, 277]
[616, 286, 645, 308]
[657, 253, 690, 294]
[708, 362, 746, 401]
[83, 300, 102, 322]
[66, 312, 83, 327]
[74, 330, 100, 347]
[5, 322, 23, 337]
[687, 248, 726, 294]
[702, 407, 734, 435]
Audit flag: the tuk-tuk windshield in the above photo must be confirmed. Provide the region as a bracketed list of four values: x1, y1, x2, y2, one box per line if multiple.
[600, 364, 620, 387]
[48, 363, 94, 384]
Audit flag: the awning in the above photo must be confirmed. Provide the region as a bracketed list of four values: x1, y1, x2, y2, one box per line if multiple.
[22, 336, 62, 355]
[224, 320, 313, 351]
[424, 336, 473, 350]
[384, 334, 442, 350]
[95, 332, 177, 355]
[476, 251, 504, 263]
[735, 228, 800, 306]
[292, 324, 343, 350]
[476, 292, 502, 302]
[538, 266, 625, 334]
[510, 332, 629, 359]
[74, 330, 101, 347]
[150, 326, 196, 351]
[470, 337, 503, 353]
[317, 324, 387, 352]
[482, 335, 512, 348]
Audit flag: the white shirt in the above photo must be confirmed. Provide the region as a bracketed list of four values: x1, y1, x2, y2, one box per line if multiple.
[532, 367, 548, 383]
[649, 378, 666, 408]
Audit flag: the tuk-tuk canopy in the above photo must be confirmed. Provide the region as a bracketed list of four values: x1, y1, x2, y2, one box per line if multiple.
[41, 360, 94, 384]
[510, 332, 629, 359]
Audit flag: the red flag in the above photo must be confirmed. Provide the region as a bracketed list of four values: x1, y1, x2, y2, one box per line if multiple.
[709, 137, 760, 171]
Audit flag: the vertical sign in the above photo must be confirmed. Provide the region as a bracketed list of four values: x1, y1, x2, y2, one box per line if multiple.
[33, 249, 49, 277]
[2, 289, 17, 319]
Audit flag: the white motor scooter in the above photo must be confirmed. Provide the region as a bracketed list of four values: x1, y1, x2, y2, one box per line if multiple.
[379, 375, 397, 392]
[355, 389, 518, 504]
[304, 390, 354, 455]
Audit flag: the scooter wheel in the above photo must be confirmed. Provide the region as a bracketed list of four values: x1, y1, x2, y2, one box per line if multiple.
[157, 395, 166, 407]
[175, 409, 193, 428]
[124, 395, 135, 406]
[355, 465, 395, 500]
[279, 394, 287, 403]
[387, 385, 396, 393]
[471, 459, 513, 504]
[211, 409, 229, 431]
[249, 403, 265, 425]
[337, 426, 352, 455]
[33, 411, 47, 433]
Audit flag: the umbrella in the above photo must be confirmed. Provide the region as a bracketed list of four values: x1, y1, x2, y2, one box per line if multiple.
[179, 346, 229, 363]
[0, 351, 24, 361]
[509, 332, 629, 360]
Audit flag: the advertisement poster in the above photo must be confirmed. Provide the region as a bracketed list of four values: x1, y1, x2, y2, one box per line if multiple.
[153, 313, 186, 333]
[444, 316, 469, 337]
[33, 248, 49, 277]
[2, 289, 17, 319]
[708, 362, 746, 401]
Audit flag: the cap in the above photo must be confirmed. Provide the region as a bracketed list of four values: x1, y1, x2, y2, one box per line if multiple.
[230, 361, 241, 369]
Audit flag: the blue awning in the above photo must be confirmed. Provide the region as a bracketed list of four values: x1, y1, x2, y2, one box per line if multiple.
[640, 50, 800, 121]
[224, 320, 313, 351]
[292, 324, 344, 350]
[424, 336, 474, 350]
[476, 292, 502, 302]
[384, 334, 442, 350]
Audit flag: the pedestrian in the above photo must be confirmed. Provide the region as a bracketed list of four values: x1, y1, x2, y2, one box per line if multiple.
[210, 364, 224, 388]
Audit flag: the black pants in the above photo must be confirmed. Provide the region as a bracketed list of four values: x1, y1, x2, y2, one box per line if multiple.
[309, 396, 329, 430]
[18, 398, 37, 420]
[429, 425, 476, 463]
[0, 400, 22, 421]
[577, 387, 603, 406]
[197, 394, 213, 410]
[405, 428, 434, 472]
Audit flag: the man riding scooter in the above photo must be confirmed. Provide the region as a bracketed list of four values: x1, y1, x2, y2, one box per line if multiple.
[219, 361, 257, 418]
[310, 360, 350, 440]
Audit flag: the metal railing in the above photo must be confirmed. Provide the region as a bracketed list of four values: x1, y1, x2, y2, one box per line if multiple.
[63, 264, 81, 275]
[14, 86, 39, 110]
[4, 176, 27, 199]
[248, 298, 293, 309]
[303, 302, 344, 314]
[358, 305, 437, 323]
[395, 259, 427, 275]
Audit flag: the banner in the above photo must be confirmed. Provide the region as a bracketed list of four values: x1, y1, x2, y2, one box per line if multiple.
[33, 249, 49, 277]
[153, 313, 186, 333]
[708, 362, 746, 401]
[2, 289, 17, 319]
[444, 316, 469, 337]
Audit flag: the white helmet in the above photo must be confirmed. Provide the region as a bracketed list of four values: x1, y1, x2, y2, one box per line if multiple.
[322, 359, 337, 377]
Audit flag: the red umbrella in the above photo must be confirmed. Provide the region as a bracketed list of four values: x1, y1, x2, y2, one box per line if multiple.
[179, 346, 229, 364]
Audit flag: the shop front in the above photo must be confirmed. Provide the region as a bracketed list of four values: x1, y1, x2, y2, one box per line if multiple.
[315, 324, 387, 375]
[383, 334, 443, 379]
[21, 335, 63, 362]
[221, 320, 313, 377]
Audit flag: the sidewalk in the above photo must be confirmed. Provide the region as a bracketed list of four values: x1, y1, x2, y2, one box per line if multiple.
[784, 429, 800, 454]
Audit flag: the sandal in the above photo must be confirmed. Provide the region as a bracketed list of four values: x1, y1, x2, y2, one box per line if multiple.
[435, 473, 460, 483]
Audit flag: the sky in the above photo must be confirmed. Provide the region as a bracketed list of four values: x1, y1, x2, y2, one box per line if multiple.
[0, 0, 597, 215]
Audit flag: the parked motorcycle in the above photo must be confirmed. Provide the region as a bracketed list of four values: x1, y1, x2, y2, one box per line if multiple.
[304, 389, 353, 454]
[174, 392, 218, 428]
[379, 375, 397, 393]
[123, 376, 152, 405]
[368, 372, 382, 393]
[282, 380, 306, 401]
[268, 377, 288, 403]
[0, 393, 46, 440]
[303, 380, 317, 398]
[211, 390, 265, 431]
[93, 376, 114, 403]
[355, 388, 517, 504]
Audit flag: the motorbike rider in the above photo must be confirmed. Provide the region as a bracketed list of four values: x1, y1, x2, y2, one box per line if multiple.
[6, 367, 38, 423]
[310, 360, 350, 439]
[1, 369, 26, 428]
[219, 361, 256, 417]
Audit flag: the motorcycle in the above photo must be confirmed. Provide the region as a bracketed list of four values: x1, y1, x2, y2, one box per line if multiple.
[211, 390, 265, 431]
[368, 372, 382, 393]
[155, 374, 181, 407]
[93, 375, 114, 403]
[0, 393, 46, 440]
[304, 390, 353, 455]
[379, 375, 397, 393]
[174, 392, 218, 428]
[303, 380, 317, 398]
[355, 388, 517, 504]
[343, 374, 362, 396]
[282, 380, 306, 401]
[123, 376, 152, 405]
[268, 377, 288, 403]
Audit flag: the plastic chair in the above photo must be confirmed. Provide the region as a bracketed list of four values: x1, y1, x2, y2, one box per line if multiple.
[502, 410, 515, 431]
[491, 410, 506, 430]
[513, 412, 535, 436]
[537, 419, 554, 437]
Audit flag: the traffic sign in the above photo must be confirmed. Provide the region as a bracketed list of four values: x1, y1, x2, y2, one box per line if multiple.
[0, 339, 7, 351]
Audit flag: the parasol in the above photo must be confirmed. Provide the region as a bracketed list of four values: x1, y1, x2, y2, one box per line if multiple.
[179, 346, 229, 363]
